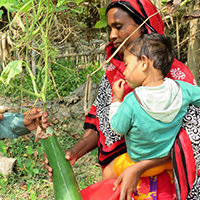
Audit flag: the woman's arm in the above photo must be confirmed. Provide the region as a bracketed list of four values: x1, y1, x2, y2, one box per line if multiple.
[65, 129, 98, 165]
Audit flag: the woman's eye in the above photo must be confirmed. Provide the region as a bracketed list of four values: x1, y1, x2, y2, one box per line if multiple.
[116, 25, 121, 30]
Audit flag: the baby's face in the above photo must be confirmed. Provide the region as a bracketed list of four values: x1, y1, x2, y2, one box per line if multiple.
[123, 50, 144, 89]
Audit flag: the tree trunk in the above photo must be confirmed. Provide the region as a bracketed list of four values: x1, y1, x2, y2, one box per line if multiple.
[187, 1, 200, 84]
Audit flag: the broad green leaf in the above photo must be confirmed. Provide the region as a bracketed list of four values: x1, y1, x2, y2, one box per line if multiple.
[95, 8, 107, 28]
[30, 192, 36, 200]
[74, 0, 84, 5]
[0, 60, 23, 85]
[0, 0, 30, 13]
[17, 1, 31, 13]
[57, 0, 72, 7]
[95, 20, 107, 28]
[32, 168, 39, 174]
[0, 2, 18, 13]
[0, 0, 16, 7]
[98, 8, 106, 19]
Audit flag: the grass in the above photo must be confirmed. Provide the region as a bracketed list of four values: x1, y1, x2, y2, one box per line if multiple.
[0, 129, 102, 200]
[0, 58, 104, 199]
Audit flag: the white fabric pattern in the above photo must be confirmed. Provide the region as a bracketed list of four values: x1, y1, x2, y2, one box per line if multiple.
[170, 68, 186, 80]
[94, 74, 123, 146]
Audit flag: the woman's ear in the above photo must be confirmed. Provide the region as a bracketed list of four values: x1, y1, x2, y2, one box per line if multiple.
[141, 55, 149, 71]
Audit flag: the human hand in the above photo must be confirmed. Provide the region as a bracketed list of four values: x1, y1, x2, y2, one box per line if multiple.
[113, 164, 141, 200]
[65, 149, 78, 166]
[23, 108, 52, 131]
[112, 79, 125, 102]
[44, 148, 77, 182]
[0, 106, 8, 120]
[44, 153, 53, 182]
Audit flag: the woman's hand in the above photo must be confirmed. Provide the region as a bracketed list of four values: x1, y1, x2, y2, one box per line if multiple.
[113, 164, 141, 200]
[113, 154, 171, 200]
[43, 153, 53, 182]
[44, 148, 78, 182]
[112, 79, 125, 102]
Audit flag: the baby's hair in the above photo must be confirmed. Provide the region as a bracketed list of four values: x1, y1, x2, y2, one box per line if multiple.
[126, 33, 174, 77]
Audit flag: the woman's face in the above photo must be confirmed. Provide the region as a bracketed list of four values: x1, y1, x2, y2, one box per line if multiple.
[106, 7, 142, 54]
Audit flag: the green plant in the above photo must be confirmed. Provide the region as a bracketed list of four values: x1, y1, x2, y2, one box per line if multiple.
[0, 140, 7, 156]
[0, 0, 84, 199]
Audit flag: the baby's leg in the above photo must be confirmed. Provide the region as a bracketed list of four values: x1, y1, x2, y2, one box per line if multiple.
[102, 158, 117, 180]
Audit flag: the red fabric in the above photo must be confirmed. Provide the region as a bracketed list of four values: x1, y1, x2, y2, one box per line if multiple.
[83, 0, 196, 198]
[84, 105, 97, 127]
[167, 58, 195, 85]
[98, 129, 126, 169]
[173, 128, 196, 199]
[81, 171, 176, 200]
[157, 171, 176, 200]
[81, 179, 120, 200]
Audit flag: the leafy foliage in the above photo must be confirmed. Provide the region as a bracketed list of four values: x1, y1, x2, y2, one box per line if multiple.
[0, 58, 103, 100]
[0, 0, 200, 199]
[0, 0, 104, 199]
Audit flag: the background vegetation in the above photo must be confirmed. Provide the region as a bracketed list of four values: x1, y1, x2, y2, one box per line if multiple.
[0, 0, 199, 199]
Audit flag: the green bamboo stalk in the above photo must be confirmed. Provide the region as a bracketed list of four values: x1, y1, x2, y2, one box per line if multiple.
[38, 1, 82, 199]
[42, 134, 83, 200]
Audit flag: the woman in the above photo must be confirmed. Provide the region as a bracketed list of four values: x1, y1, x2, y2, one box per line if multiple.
[45, 0, 199, 199]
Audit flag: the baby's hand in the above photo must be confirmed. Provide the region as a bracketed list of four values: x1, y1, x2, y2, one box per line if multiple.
[112, 79, 125, 102]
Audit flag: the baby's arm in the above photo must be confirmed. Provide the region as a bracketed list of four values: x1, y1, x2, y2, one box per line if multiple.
[109, 79, 125, 135]
[109, 79, 127, 135]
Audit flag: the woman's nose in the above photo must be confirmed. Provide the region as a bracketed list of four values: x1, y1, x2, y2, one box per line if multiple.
[110, 28, 117, 40]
